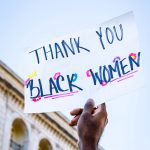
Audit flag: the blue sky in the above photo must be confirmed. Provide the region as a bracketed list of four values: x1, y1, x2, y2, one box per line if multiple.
[0, 0, 150, 150]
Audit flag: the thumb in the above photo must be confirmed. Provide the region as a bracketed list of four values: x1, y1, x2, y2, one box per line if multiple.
[94, 103, 107, 124]
[83, 99, 95, 114]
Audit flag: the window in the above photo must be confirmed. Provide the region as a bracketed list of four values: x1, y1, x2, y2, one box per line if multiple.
[10, 118, 28, 150]
[38, 138, 52, 150]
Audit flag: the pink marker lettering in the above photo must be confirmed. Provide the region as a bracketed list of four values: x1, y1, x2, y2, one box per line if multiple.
[129, 53, 136, 60]
[53, 72, 61, 80]
[24, 78, 30, 86]
[32, 96, 41, 102]
[86, 70, 92, 77]
[101, 81, 107, 86]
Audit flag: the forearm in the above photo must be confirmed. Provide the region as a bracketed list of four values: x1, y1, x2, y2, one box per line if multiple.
[78, 141, 98, 150]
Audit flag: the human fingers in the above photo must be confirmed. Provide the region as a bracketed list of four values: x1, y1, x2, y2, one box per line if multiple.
[94, 103, 106, 114]
[69, 115, 81, 126]
[83, 99, 95, 114]
[99, 103, 106, 111]
[94, 103, 107, 123]
[70, 108, 83, 116]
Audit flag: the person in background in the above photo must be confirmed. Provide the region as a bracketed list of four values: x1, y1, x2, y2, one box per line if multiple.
[69, 99, 108, 150]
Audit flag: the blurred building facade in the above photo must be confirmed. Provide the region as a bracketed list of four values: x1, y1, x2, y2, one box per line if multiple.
[0, 60, 78, 150]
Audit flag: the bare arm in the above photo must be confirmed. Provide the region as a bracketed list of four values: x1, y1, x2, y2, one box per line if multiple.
[70, 99, 108, 150]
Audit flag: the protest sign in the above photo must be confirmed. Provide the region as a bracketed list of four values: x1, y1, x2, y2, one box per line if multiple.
[24, 12, 143, 113]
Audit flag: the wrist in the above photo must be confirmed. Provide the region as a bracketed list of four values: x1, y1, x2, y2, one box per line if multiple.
[78, 141, 98, 150]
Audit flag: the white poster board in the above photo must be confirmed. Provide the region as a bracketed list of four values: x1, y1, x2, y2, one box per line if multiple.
[24, 12, 143, 113]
